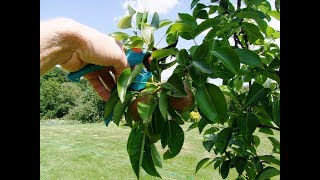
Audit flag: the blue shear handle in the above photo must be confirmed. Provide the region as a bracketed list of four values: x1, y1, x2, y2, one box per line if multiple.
[67, 49, 146, 82]
[67, 64, 105, 82]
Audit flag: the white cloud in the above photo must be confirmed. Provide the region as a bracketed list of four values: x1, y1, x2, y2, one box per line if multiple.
[122, 0, 179, 14]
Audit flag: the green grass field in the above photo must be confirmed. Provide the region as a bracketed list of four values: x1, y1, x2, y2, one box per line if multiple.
[40, 120, 280, 180]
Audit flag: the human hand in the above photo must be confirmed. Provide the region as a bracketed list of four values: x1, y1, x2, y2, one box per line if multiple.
[40, 18, 129, 101]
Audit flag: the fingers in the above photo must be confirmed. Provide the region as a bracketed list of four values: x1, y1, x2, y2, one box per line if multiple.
[86, 76, 111, 101]
[84, 67, 117, 101]
[79, 35, 129, 81]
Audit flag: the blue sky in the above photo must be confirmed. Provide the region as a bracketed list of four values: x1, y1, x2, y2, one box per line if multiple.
[41, 0, 279, 83]
[40, 0, 196, 49]
[40, 0, 191, 33]
[40, 0, 279, 48]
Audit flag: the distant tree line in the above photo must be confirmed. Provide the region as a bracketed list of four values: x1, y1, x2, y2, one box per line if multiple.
[40, 66, 105, 123]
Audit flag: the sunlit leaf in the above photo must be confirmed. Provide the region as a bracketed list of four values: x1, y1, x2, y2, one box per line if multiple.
[118, 15, 133, 29]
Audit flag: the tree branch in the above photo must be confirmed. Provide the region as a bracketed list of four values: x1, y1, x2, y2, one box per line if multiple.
[233, 34, 238, 48]
[225, 151, 231, 160]
[237, 0, 242, 10]
[234, 34, 245, 49]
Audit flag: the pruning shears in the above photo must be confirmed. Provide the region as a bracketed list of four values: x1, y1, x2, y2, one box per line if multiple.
[67, 48, 153, 126]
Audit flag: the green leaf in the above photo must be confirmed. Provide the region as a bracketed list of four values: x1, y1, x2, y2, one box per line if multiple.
[221, 160, 231, 179]
[204, 127, 219, 135]
[196, 83, 227, 123]
[150, 143, 162, 168]
[127, 128, 146, 179]
[163, 121, 184, 159]
[255, 19, 268, 34]
[161, 121, 170, 148]
[176, 49, 189, 66]
[214, 157, 223, 169]
[273, 96, 280, 126]
[117, 64, 144, 103]
[203, 134, 217, 152]
[215, 127, 232, 154]
[166, 32, 179, 45]
[204, 24, 224, 40]
[275, 0, 280, 11]
[237, 113, 259, 144]
[136, 12, 143, 30]
[104, 90, 120, 124]
[259, 155, 280, 165]
[209, 5, 219, 14]
[109, 31, 130, 41]
[142, 143, 161, 178]
[161, 73, 187, 97]
[142, 11, 149, 26]
[236, 11, 263, 20]
[253, 135, 260, 147]
[117, 15, 133, 29]
[129, 40, 144, 48]
[245, 164, 256, 179]
[116, 69, 131, 102]
[268, 10, 280, 20]
[259, 127, 274, 135]
[178, 13, 197, 29]
[236, 175, 247, 180]
[113, 92, 134, 126]
[127, 5, 136, 15]
[242, 71, 254, 82]
[138, 102, 157, 124]
[210, 63, 235, 79]
[192, 61, 213, 74]
[211, 47, 240, 75]
[272, 31, 280, 39]
[193, 41, 210, 60]
[159, 91, 168, 120]
[166, 23, 194, 35]
[151, 48, 177, 60]
[194, 9, 208, 19]
[148, 104, 166, 140]
[193, 3, 208, 19]
[244, 82, 271, 108]
[266, 26, 275, 38]
[258, 1, 271, 14]
[142, 26, 155, 46]
[195, 18, 220, 37]
[204, 159, 215, 168]
[234, 156, 247, 174]
[234, 48, 262, 67]
[245, 143, 257, 155]
[256, 167, 280, 180]
[242, 22, 264, 43]
[159, 19, 173, 28]
[198, 116, 211, 134]
[195, 158, 210, 174]
[129, 35, 142, 42]
[191, 0, 200, 9]
[187, 121, 198, 131]
[254, 105, 274, 126]
[150, 12, 160, 29]
[267, 137, 280, 149]
[189, 65, 208, 87]
[256, 70, 280, 84]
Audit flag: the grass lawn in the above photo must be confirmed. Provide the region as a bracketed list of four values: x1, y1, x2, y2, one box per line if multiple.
[40, 120, 280, 179]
